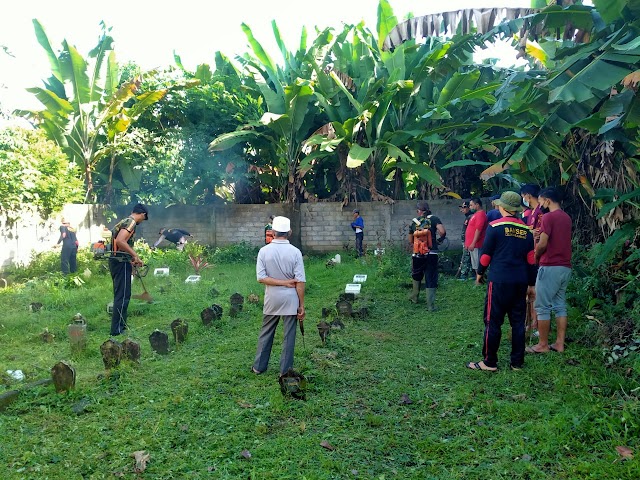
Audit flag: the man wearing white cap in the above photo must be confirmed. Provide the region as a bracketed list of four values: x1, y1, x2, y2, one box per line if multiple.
[252, 216, 306, 375]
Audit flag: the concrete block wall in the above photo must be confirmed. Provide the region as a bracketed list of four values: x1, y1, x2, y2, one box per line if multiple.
[214, 204, 290, 248]
[0, 199, 483, 269]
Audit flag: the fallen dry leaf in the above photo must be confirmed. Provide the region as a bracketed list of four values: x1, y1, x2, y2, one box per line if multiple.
[132, 450, 150, 473]
[241, 449, 252, 459]
[616, 445, 634, 460]
[399, 393, 413, 405]
[238, 401, 254, 409]
[180, 424, 189, 432]
[320, 440, 335, 451]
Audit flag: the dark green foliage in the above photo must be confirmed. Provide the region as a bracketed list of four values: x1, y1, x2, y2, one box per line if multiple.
[211, 241, 259, 264]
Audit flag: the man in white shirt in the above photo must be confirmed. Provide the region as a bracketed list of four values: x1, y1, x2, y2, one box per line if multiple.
[252, 216, 306, 375]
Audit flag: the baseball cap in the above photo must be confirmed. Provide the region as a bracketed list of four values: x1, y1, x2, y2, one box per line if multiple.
[490, 194, 501, 201]
[494, 191, 523, 212]
[352, 209, 359, 214]
[458, 201, 469, 208]
[132, 203, 149, 220]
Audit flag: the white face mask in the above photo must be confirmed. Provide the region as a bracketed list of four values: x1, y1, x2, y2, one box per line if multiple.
[523, 198, 530, 208]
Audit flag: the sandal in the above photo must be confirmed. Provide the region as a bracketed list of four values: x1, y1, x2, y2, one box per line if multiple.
[250, 367, 263, 375]
[525, 346, 548, 354]
[466, 361, 498, 372]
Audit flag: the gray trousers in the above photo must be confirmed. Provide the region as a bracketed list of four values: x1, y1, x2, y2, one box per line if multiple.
[253, 314, 297, 374]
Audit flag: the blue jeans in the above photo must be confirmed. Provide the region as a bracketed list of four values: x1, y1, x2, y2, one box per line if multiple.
[534, 266, 571, 321]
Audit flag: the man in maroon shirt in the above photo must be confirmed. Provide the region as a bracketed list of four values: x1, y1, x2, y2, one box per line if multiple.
[526, 187, 572, 354]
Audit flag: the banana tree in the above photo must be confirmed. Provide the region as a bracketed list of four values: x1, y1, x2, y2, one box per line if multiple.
[15, 20, 185, 202]
[209, 21, 335, 203]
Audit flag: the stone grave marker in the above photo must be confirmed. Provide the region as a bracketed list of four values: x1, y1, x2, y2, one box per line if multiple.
[100, 339, 122, 369]
[171, 319, 189, 344]
[149, 330, 169, 355]
[51, 361, 76, 393]
[122, 339, 141, 363]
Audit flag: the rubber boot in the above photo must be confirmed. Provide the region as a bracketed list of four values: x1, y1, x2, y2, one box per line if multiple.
[425, 288, 438, 312]
[409, 280, 421, 303]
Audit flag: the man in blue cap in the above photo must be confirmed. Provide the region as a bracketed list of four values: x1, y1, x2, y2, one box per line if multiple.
[486, 194, 502, 222]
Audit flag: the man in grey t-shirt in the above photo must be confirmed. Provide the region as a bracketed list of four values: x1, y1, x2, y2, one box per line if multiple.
[252, 216, 306, 375]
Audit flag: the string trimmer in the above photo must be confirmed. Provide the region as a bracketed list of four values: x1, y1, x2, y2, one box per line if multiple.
[132, 264, 153, 303]
[98, 252, 153, 303]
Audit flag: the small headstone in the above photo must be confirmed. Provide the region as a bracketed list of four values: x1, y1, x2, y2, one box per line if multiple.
[229, 305, 240, 318]
[317, 321, 331, 345]
[321, 308, 332, 318]
[336, 300, 353, 317]
[247, 293, 260, 304]
[121, 339, 141, 363]
[149, 330, 169, 355]
[68, 314, 87, 353]
[100, 339, 122, 369]
[330, 319, 345, 330]
[209, 288, 219, 298]
[338, 293, 355, 302]
[171, 319, 188, 344]
[0, 390, 19, 411]
[354, 307, 369, 320]
[230, 293, 244, 311]
[41, 328, 55, 343]
[278, 369, 307, 401]
[106, 302, 114, 315]
[29, 302, 43, 313]
[51, 361, 76, 393]
[201, 304, 223, 325]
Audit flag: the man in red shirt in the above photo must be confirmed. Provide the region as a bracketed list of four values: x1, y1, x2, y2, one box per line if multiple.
[526, 187, 572, 354]
[465, 198, 488, 277]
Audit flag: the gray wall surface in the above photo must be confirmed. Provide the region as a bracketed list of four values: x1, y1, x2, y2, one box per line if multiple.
[0, 199, 480, 269]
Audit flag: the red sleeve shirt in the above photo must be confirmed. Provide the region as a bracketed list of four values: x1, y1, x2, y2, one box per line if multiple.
[465, 210, 488, 248]
[539, 209, 572, 267]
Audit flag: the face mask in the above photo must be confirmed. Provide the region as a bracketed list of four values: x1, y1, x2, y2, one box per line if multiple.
[523, 198, 530, 208]
[540, 201, 550, 214]
[469, 208, 477, 214]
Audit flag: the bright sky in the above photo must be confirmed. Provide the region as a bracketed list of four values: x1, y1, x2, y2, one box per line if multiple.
[0, 0, 534, 114]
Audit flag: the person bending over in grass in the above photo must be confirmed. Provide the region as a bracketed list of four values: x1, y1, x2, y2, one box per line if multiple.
[153, 227, 192, 251]
[467, 191, 536, 372]
[252, 216, 306, 375]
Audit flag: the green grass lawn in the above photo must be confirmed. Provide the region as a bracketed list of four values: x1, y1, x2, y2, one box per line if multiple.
[1, 249, 639, 479]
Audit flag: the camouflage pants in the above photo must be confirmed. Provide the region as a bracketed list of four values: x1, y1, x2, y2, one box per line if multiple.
[459, 248, 472, 278]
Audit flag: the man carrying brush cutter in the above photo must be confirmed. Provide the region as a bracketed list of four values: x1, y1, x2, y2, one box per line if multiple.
[109, 204, 148, 336]
[252, 216, 306, 375]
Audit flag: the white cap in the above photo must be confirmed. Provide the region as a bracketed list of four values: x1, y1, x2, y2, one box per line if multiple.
[271, 216, 290, 233]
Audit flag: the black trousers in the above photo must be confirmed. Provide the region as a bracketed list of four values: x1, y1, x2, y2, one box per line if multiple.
[109, 258, 132, 336]
[61, 246, 77, 274]
[482, 281, 527, 368]
[411, 254, 439, 288]
[355, 232, 364, 256]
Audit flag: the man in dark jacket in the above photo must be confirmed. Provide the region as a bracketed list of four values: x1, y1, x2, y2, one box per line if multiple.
[57, 218, 78, 274]
[154, 227, 192, 251]
[466, 191, 536, 372]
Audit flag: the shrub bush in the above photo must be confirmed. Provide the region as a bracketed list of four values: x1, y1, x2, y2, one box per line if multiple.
[211, 241, 259, 264]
